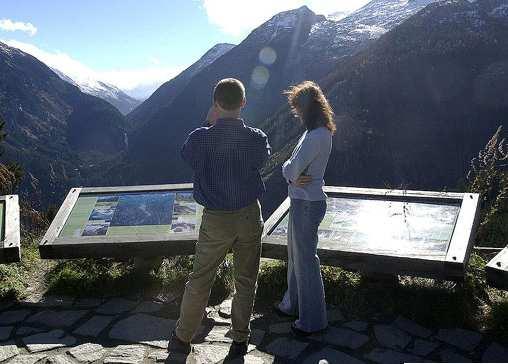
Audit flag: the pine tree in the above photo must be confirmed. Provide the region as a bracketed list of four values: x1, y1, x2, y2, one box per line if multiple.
[467, 126, 508, 247]
[0, 114, 6, 156]
[0, 113, 22, 194]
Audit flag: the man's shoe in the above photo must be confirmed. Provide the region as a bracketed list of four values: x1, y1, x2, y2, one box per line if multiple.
[227, 340, 248, 359]
[168, 331, 192, 355]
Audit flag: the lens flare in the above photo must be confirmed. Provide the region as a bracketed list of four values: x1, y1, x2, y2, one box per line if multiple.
[251, 65, 270, 89]
[259, 47, 277, 65]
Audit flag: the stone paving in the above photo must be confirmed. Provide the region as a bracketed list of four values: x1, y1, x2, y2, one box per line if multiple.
[0, 296, 506, 363]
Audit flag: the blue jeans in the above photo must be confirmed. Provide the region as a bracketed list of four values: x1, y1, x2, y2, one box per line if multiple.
[278, 198, 327, 332]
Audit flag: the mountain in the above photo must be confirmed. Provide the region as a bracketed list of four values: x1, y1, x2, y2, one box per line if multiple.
[0, 41, 128, 207]
[327, 11, 351, 21]
[111, 1, 445, 189]
[299, 0, 438, 79]
[259, 0, 508, 214]
[128, 0, 441, 128]
[127, 43, 235, 128]
[51, 68, 141, 115]
[109, 6, 325, 185]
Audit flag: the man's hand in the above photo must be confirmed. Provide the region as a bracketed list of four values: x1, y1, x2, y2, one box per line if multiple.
[206, 105, 220, 125]
[294, 174, 312, 187]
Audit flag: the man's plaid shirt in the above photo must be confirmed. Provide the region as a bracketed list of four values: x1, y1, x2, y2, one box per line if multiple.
[181, 118, 271, 210]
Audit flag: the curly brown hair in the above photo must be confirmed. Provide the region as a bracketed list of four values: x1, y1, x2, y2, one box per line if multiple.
[284, 81, 336, 134]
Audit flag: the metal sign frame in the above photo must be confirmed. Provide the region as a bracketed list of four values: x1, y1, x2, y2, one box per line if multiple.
[0, 195, 21, 263]
[39, 184, 196, 259]
[486, 247, 508, 290]
[261, 186, 480, 280]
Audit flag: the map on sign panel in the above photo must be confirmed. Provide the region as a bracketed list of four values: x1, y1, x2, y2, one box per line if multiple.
[0, 201, 4, 241]
[271, 197, 461, 259]
[60, 191, 203, 238]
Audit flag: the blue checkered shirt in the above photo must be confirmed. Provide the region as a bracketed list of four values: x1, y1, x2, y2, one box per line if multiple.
[181, 118, 271, 210]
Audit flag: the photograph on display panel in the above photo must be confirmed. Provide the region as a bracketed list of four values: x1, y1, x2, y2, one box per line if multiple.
[170, 192, 203, 233]
[110, 192, 174, 226]
[59, 190, 202, 239]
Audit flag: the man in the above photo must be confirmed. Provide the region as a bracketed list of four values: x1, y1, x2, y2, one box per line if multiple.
[168, 78, 271, 358]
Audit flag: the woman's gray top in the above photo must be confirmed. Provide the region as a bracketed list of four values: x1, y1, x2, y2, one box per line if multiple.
[282, 126, 332, 201]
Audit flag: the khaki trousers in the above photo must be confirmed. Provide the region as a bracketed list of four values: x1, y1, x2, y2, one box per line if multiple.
[175, 200, 263, 343]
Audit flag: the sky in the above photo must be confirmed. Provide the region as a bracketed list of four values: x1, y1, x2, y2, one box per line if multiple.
[0, 0, 370, 99]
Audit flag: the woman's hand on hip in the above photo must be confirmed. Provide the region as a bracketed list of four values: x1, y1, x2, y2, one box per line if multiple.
[294, 174, 312, 187]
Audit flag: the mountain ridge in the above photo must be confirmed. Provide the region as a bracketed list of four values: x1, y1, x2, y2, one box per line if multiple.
[113, 6, 324, 185]
[259, 0, 508, 214]
[0, 41, 128, 208]
[126, 43, 236, 128]
[112, 1, 444, 190]
[51, 68, 142, 115]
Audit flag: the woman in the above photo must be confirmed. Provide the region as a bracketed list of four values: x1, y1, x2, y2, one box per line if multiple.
[275, 80, 336, 336]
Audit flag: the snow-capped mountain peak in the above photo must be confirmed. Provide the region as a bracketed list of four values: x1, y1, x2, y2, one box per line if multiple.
[126, 42, 235, 125]
[51, 68, 141, 115]
[266, 6, 312, 28]
[193, 43, 235, 71]
[0, 42, 22, 58]
[247, 5, 325, 41]
[305, 0, 439, 57]
[327, 10, 352, 22]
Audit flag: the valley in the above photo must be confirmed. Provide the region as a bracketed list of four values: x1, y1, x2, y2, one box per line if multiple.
[1, 0, 507, 217]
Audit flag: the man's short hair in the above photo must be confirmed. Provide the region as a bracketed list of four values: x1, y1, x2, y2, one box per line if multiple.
[213, 78, 245, 111]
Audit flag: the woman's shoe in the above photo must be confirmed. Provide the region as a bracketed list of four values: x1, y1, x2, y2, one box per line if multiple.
[290, 323, 326, 338]
[273, 302, 297, 318]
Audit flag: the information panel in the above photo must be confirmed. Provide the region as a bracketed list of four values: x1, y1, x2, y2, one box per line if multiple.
[39, 184, 202, 259]
[60, 191, 202, 238]
[486, 247, 508, 290]
[270, 198, 460, 260]
[0, 195, 21, 263]
[262, 187, 480, 280]
[0, 200, 4, 242]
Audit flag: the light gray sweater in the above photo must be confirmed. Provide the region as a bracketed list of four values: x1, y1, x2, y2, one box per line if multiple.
[282, 127, 332, 201]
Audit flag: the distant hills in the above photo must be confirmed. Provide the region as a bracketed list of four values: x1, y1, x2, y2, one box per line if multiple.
[0, 41, 127, 207]
[51, 68, 142, 115]
[127, 43, 236, 128]
[259, 0, 508, 213]
[299, 0, 437, 77]
[2, 0, 508, 214]
[116, 0, 438, 187]
[113, 6, 325, 185]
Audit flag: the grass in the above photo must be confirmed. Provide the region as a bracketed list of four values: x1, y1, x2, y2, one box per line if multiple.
[256, 254, 508, 344]
[0, 236, 45, 300]
[45, 258, 138, 297]
[2, 239, 507, 344]
[489, 300, 508, 342]
[44, 254, 234, 304]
